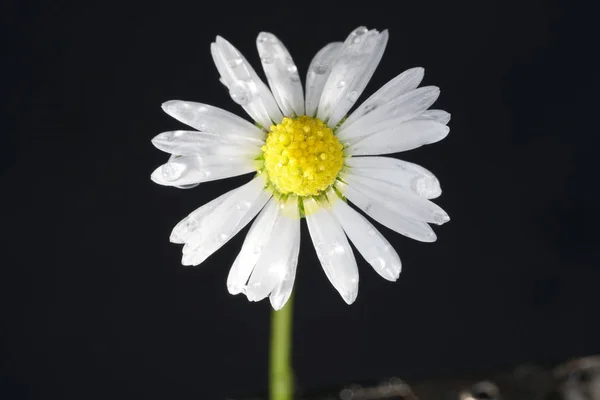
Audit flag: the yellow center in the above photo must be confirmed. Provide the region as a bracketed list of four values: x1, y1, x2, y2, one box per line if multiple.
[261, 116, 344, 197]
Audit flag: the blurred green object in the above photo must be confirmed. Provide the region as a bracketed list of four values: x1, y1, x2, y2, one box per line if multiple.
[270, 292, 295, 400]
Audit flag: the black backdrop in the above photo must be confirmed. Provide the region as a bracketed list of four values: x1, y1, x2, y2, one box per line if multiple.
[2, 1, 599, 399]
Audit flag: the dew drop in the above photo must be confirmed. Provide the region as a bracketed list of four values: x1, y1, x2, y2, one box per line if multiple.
[227, 58, 242, 68]
[312, 62, 329, 75]
[261, 54, 273, 64]
[363, 103, 377, 113]
[354, 27, 368, 36]
[218, 233, 229, 243]
[229, 81, 252, 106]
[348, 91, 359, 102]
[315, 242, 329, 256]
[331, 243, 345, 255]
[175, 183, 200, 190]
[258, 33, 269, 43]
[290, 72, 300, 82]
[367, 229, 376, 236]
[235, 201, 251, 212]
[161, 162, 185, 181]
[183, 220, 198, 233]
[337, 80, 346, 88]
[286, 64, 297, 73]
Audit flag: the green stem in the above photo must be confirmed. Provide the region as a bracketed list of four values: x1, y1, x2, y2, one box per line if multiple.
[269, 292, 295, 400]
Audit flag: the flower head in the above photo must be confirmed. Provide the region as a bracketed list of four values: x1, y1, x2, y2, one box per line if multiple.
[151, 27, 450, 309]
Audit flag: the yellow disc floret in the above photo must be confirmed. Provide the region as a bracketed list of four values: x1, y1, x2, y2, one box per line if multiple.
[261, 116, 344, 197]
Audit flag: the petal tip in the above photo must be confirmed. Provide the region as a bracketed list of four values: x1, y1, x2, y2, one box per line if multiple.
[341, 289, 358, 305]
[161, 100, 177, 114]
[434, 212, 450, 225]
[270, 296, 285, 311]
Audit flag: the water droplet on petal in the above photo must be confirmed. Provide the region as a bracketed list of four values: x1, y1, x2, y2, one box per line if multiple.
[236, 201, 251, 212]
[348, 91, 359, 102]
[354, 27, 368, 36]
[315, 242, 329, 256]
[227, 58, 242, 68]
[364, 103, 377, 113]
[258, 33, 269, 43]
[331, 243, 345, 255]
[229, 81, 252, 106]
[337, 81, 346, 88]
[261, 54, 273, 64]
[367, 229, 376, 236]
[161, 162, 186, 181]
[312, 62, 329, 75]
[290, 72, 300, 82]
[218, 233, 229, 243]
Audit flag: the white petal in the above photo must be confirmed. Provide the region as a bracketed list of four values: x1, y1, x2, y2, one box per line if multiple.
[317, 27, 388, 127]
[339, 67, 424, 132]
[211, 36, 283, 128]
[227, 199, 280, 295]
[269, 196, 301, 310]
[305, 42, 342, 117]
[181, 177, 271, 266]
[304, 197, 359, 304]
[245, 198, 300, 303]
[170, 189, 238, 244]
[345, 156, 442, 199]
[343, 174, 449, 225]
[268, 224, 300, 310]
[419, 109, 451, 124]
[256, 32, 304, 117]
[161, 100, 265, 140]
[337, 86, 440, 143]
[150, 155, 255, 186]
[326, 189, 401, 281]
[337, 180, 437, 242]
[347, 120, 449, 156]
[151, 130, 262, 156]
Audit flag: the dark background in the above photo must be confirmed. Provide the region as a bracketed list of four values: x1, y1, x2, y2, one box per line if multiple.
[2, 1, 599, 399]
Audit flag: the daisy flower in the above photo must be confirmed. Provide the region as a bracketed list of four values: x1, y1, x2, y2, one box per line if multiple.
[151, 27, 450, 310]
